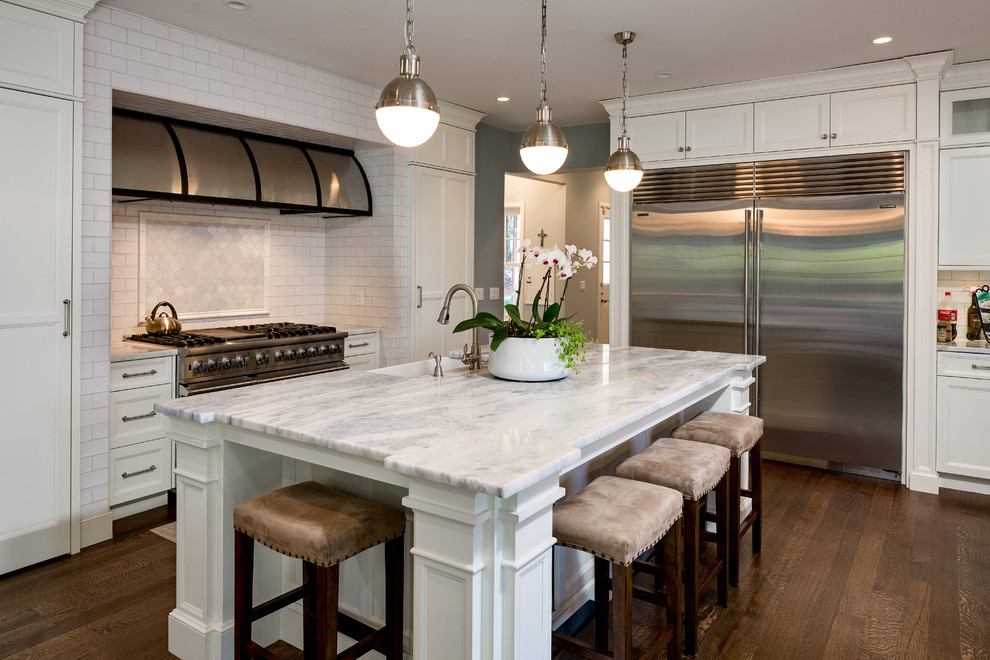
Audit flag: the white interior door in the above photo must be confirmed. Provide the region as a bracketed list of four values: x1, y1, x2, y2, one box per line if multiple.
[598, 203, 611, 344]
[0, 88, 73, 574]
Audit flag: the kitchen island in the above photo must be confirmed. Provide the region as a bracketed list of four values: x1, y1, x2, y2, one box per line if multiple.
[156, 345, 764, 660]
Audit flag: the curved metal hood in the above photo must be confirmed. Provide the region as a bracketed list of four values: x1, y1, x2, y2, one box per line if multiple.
[112, 109, 372, 217]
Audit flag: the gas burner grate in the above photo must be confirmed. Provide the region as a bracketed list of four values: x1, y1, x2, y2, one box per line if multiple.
[127, 333, 227, 347]
[228, 322, 338, 338]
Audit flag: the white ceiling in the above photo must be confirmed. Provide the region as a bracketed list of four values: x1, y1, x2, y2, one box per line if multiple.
[99, 0, 990, 131]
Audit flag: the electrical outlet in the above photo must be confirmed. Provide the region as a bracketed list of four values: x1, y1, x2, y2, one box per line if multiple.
[489, 287, 499, 300]
[356, 290, 365, 305]
[579, 280, 586, 292]
[474, 287, 484, 300]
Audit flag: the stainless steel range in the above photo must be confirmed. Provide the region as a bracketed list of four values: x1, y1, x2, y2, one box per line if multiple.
[127, 323, 348, 395]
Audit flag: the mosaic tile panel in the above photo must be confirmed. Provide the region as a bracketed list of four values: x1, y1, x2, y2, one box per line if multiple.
[139, 212, 269, 319]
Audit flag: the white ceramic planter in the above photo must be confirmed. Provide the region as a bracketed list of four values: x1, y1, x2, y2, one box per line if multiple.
[487, 337, 569, 382]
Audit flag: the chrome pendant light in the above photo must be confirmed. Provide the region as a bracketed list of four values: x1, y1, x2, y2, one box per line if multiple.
[375, 0, 441, 148]
[519, 0, 568, 175]
[604, 31, 644, 192]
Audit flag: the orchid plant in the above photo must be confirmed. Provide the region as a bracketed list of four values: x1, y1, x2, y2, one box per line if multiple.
[453, 240, 598, 369]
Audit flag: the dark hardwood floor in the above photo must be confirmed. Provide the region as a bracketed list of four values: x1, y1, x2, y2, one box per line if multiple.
[2, 462, 988, 659]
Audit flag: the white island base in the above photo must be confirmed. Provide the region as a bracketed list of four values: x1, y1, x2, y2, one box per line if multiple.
[158, 345, 763, 659]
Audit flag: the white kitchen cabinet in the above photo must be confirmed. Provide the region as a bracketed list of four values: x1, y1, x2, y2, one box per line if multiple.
[0, 86, 74, 575]
[0, 1, 77, 96]
[937, 351, 990, 481]
[344, 331, 381, 371]
[408, 121, 475, 174]
[754, 85, 916, 152]
[938, 146, 990, 268]
[108, 355, 176, 507]
[628, 103, 753, 162]
[940, 86, 990, 147]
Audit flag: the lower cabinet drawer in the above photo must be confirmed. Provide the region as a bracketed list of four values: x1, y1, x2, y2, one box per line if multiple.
[109, 437, 170, 506]
[109, 383, 172, 449]
[346, 352, 378, 372]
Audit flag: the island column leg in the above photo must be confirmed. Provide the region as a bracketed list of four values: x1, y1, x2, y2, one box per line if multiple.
[403, 476, 563, 659]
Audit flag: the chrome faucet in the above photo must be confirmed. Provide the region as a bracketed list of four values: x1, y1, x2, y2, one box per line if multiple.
[437, 284, 481, 370]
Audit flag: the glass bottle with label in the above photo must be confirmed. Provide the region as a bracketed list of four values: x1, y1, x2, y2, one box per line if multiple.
[937, 292, 957, 341]
[967, 292, 983, 341]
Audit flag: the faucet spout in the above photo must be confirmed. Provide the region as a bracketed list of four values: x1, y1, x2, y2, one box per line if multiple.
[438, 284, 481, 370]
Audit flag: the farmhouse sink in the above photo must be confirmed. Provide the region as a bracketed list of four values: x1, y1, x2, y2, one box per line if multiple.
[371, 356, 475, 378]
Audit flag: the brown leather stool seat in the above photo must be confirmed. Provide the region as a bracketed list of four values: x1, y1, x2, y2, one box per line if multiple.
[672, 411, 763, 587]
[617, 437, 731, 656]
[552, 476, 683, 660]
[233, 480, 405, 660]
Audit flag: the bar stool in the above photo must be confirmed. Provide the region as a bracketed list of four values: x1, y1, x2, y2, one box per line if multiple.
[552, 476, 683, 660]
[616, 437, 731, 657]
[232, 480, 406, 660]
[672, 411, 763, 586]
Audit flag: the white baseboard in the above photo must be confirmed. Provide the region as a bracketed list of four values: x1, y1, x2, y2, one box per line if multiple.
[80, 512, 113, 548]
[111, 492, 168, 520]
[908, 469, 941, 494]
[940, 474, 990, 496]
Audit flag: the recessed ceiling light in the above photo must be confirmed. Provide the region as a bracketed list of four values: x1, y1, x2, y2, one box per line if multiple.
[872, 36, 893, 44]
[496, 96, 510, 102]
[225, 1, 250, 9]
[656, 73, 673, 79]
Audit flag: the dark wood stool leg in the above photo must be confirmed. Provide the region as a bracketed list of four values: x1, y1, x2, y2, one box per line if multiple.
[683, 499, 701, 657]
[611, 563, 633, 660]
[234, 531, 254, 660]
[384, 537, 404, 659]
[726, 455, 741, 587]
[715, 475, 729, 607]
[594, 556, 611, 651]
[751, 441, 763, 554]
[665, 522, 683, 660]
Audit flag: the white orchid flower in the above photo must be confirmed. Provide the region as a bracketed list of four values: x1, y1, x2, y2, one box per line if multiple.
[558, 264, 573, 280]
[565, 244, 577, 257]
[578, 248, 594, 262]
[517, 238, 532, 257]
[585, 256, 598, 269]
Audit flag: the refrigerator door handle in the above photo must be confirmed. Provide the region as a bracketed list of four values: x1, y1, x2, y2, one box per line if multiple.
[744, 209, 752, 355]
[754, 208, 763, 356]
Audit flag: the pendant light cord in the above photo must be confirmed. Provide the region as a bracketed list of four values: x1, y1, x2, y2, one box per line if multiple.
[620, 41, 629, 138]
[539, 0, 548, 106]
[404, 0, 416, 55]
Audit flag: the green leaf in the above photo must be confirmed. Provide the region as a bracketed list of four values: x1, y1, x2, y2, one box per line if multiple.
[543, 303, 560, 323]
[505, 304, 524, 326]
[452, 312, 505, 334]
[490, 325, 509, 351]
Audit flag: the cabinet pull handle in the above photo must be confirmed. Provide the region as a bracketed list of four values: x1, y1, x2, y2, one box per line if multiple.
[417, 285, 423, 309]
[972, 364, 990, 371]
[121, 465, 157, 479]
[122, 369, 158, 379]
[121, 411, 157, 423]
[348, 341, 370, 348]
[63, 299, 70, 337]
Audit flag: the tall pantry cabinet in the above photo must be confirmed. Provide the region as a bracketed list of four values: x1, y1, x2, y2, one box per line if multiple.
[0, 0, 94, 574]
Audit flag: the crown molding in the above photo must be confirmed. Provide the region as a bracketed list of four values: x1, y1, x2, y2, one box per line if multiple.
[942, 59, 990, 91]
[601, 55, 940, 119]
[437, 100, 486, 131]
[5, 0, 98, 21]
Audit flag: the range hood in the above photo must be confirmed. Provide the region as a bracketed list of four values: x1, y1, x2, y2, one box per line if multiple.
[112, 109, 372, 217]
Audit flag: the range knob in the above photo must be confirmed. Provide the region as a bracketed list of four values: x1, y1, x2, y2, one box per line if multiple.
[256, 352, 269, 365]
[221, 357, 232, 369]
[235, 355, 248, 367]
[287, 349, 298, 360]
[274, 350, 286, 361]
[318, 345, 330, 356]
[207, 358, 219, 372]
[307, 346, 318, 357]
[330, 344, 342, 355]
[192, 360, 206, 373]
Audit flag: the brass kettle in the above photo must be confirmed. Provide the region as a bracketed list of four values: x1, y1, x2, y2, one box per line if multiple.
[144, 301, 182, 336]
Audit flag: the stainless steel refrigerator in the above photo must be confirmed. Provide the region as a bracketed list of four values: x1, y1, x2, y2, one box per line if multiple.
[630, 152, 905, 476]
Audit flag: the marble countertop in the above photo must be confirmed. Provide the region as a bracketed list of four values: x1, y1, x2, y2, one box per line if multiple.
[156, 345, 764, 498]
[936, 338, 990, 355]
[110, 340, 179, 361]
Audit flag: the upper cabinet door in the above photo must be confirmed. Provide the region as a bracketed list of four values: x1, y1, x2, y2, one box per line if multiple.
[685, 103, 754, 159]
[627, 112, 686, 162]
[939, 146, 990, 268]
[941, 86, 990, 148]
[0, 2, 76, 96]
[830, 84, 916, 147]
[754, 94, 830, 153]
[409, 123, 475, 174]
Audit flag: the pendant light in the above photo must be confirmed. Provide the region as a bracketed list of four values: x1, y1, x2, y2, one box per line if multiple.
[604, 31, 644, 192]
[519, 0, 568, 175]
[375, 0, 441, 148]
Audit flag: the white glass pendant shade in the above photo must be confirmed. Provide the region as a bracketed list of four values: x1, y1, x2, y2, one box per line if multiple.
[375, 52, 440, 148]
[520, 104, 568, 175]
[604, 136, 644, 192]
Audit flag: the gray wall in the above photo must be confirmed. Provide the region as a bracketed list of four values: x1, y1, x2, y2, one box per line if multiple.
[474, 122, 610, 341]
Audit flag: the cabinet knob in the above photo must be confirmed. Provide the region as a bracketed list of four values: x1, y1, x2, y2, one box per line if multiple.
[831, 132, 837, 139]
[677, 146, 685, 152]
[821, 134, 828, 140]
[685, 146, 692, 152]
